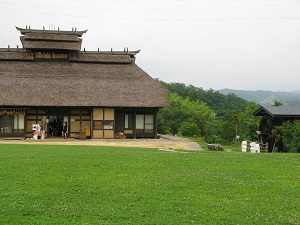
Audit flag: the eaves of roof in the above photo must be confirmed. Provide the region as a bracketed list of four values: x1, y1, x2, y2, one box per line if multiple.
[253, 105, 300, 117]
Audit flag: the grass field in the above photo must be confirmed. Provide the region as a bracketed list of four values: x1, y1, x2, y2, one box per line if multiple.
[0, 144, 299, 224]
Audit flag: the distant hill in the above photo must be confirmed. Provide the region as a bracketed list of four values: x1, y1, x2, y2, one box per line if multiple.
[219, 89, 300, 107]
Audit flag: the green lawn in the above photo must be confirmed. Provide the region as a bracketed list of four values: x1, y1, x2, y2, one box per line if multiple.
[0, 144, 299, 224]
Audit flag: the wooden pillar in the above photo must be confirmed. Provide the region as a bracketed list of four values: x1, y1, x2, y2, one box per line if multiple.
[80, 109, 82, 135]
[154, 109, 158, 139]
[133, 109, 136, 139]
[90, 109, 93, 139]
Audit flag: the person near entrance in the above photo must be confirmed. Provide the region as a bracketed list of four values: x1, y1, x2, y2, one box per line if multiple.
[52, 120, 57, 137]
[48, 122, 53, 137]
[62, 122, 68, 139]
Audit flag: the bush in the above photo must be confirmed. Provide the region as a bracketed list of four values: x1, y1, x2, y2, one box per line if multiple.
[205, 135, 222, 144]
[279, 120, 300, 152]
[178, 122, 200, 137]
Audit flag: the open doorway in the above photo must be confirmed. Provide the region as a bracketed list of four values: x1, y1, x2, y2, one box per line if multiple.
[48, 115, 68, 137]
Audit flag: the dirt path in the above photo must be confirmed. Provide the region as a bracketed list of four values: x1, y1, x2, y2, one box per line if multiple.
[0, 135, 203, 151]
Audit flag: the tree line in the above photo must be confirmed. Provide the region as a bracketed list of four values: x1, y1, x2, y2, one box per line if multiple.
[158, 81, 300, 152]
[157, 81, 261, 144]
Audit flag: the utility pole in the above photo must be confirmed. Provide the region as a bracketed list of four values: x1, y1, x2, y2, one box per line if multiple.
[235, 123, 237, 145]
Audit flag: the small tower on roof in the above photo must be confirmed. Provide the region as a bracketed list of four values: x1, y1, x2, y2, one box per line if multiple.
[16, 26, 88, 52]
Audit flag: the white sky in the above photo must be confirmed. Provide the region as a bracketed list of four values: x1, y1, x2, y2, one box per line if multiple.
[1, 0, 300, 91]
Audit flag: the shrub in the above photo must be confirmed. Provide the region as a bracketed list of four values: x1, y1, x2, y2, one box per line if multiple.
[178, 122, 200, 137]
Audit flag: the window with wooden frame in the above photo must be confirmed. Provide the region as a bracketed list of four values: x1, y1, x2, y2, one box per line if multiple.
[135, 114, 154, 133]
[125, 113, 134, 129]
[93, 120, 114, 130]
[103, 121, 114, 130]
[145, 115, 154, 133]
[0, 114, 25, 134]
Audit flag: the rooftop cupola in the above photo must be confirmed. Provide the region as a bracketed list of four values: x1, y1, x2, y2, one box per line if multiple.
[16, 26, 87, 52]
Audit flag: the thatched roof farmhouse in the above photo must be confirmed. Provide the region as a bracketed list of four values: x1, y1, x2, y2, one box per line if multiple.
[0, 26, 169, 139]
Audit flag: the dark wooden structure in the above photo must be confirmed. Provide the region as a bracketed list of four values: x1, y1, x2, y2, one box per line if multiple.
[0, 26, 170, 139]
[253, 105, 300, 152]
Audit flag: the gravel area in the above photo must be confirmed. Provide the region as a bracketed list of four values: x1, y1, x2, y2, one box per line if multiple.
[0, 135, 203, 150]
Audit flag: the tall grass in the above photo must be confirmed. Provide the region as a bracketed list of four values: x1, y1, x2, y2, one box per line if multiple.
[0, 144, 299, 224]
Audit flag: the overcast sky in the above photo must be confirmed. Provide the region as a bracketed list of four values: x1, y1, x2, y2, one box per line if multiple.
[1, 0, 300, 91]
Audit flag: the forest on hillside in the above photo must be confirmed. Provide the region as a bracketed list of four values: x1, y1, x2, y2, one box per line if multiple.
[157, 81, 261, 144]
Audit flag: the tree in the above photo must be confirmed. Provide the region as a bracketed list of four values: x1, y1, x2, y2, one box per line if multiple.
[270, 126, 282, 151]
[157, 80, 260, 143]
[277, 120, 300, 152]
[178, 122, 200, 137]
[272, 99, 284, 106]
[158, 80, 248, 115]
[157, 93, 216, 136]
[237, 102, 261, 141]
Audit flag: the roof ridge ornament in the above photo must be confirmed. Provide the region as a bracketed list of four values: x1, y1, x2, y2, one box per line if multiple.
[15, 26, 88, 37]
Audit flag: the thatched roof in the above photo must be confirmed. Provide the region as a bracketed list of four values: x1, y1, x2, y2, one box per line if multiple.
[0, 49, 33, 60]
[0, 27, 169, 108]
[0, 51, 170, 108]
[17, 26, 85, 51]
[16, 26, 87, 37]
[24, 33, 81, 42]
[20, 36, 83, 51]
